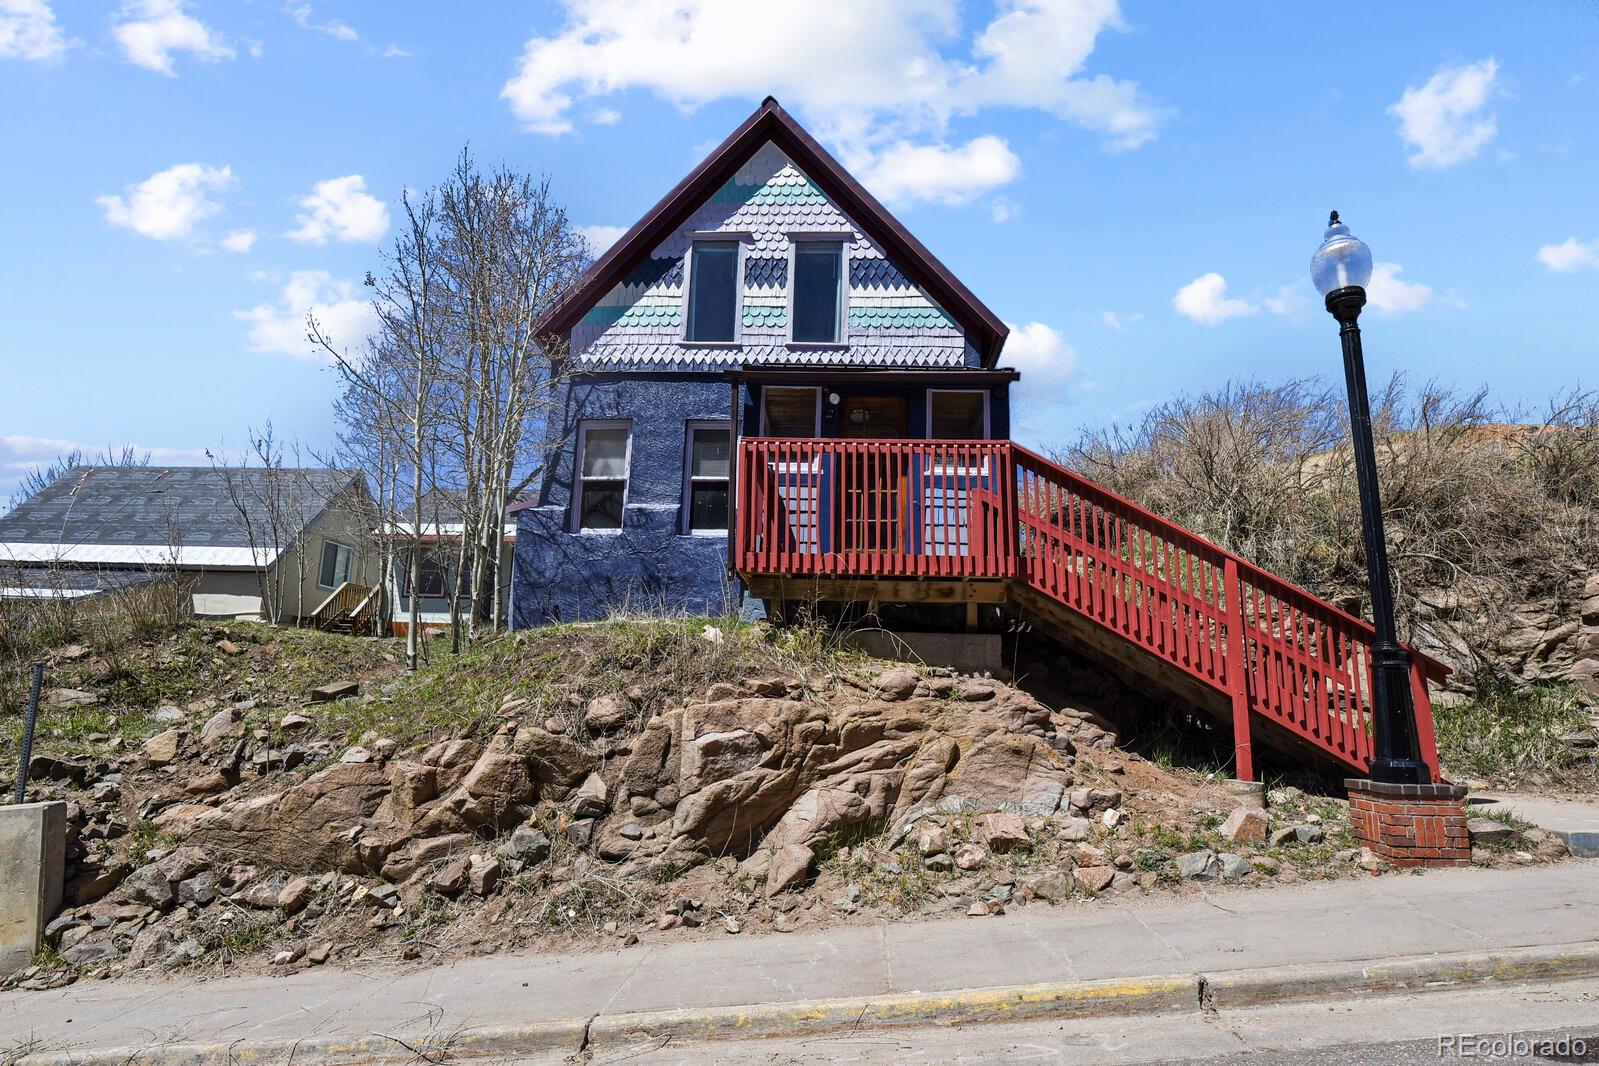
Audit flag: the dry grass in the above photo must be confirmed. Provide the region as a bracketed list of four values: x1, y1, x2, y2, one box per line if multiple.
[1060, 377, 1599, 689]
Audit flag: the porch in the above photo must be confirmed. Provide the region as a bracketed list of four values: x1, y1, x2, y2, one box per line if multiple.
[731, 435, 1449, 781]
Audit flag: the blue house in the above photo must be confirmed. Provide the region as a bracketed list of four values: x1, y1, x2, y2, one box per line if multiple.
[510, 97, 1013, 625]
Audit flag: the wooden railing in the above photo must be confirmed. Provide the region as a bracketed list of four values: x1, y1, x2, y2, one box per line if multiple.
[735, 438, 1015, 579]
[736, 437, 1446, 779]
[309, 581, 378, 633]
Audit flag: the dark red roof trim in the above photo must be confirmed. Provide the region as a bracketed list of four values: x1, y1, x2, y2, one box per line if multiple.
[536, 97, 1010, 367]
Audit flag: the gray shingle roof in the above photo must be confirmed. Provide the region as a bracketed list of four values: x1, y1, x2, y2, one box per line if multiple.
[0, 466, 361, 550]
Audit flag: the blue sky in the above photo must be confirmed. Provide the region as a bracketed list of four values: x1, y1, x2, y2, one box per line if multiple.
[2, 1, 1596, 496]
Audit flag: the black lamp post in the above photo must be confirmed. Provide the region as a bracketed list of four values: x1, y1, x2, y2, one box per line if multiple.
[1311, 212, 1431, 786]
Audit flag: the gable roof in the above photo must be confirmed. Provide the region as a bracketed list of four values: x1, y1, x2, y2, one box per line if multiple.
[537, 97, 1009, 367]
[0, 466, 364, 569]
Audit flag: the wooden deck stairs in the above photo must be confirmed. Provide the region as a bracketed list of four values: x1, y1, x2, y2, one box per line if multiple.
[735, 438, 1447, 781]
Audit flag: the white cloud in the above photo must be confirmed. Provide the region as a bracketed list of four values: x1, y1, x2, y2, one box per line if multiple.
[2, 433, 211, 466]
[1172, 272, 1257, 325]
[220, 228, 256, 252]
[989, 196, 1018, 223]
[500, 0, 1162, 206]
[851, 136, 1021, 207]
[1261, 282, 1308, 317]
[577, 224, 627, 255]
[1003, 320, 1077, 391]
[288, 174, 389, 244]
[1388, 58, 1500, 169]
[1537, 236, 1599, 272]
[1365, 261, 1433, 314]
[0, 0, 69, 61]
[96, 162, 234, 241]
[380, 43, 411, 59]
[235, 270, 378, 361]
[112, 0, 234, 75]
[1100, 310, 1123, 330]
[288, 3, 356, 41]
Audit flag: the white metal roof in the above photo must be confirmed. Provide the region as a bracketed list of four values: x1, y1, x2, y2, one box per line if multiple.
[0, 542, 272, 568]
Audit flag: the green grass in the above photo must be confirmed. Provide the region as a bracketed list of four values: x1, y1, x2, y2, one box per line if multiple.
[1434, 681, 1595, 786]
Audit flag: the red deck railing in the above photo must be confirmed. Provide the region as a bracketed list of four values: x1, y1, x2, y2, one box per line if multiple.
[736, 437, 1446, 780]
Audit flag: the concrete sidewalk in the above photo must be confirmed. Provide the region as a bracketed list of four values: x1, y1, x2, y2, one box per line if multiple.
[5, 863, 1598, 1060]
[1472, 792, 1599, 855]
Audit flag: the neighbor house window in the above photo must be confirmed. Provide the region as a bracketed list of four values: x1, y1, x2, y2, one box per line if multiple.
[686, 241, 738, 342]
[401, 551, 449, 599]
[791, 242, 843, 343]
[318, 539, 354, 589]
[761, 386, 821, 436]
[928, 390, 989, 439]
[684, 422, 730, 533]
[575, 421, 631, 531]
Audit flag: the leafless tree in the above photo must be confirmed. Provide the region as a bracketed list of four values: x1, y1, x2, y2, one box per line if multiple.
[317, 148, 585, 661]
[208, 424, 323, 625]
[6, 445, 149, 510]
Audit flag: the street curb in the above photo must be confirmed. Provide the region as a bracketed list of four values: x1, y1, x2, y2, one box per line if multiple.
[1201, 940, 1599, 1010]
[15, 941, 1599, 1064]
[585, 974, 1199, 1052]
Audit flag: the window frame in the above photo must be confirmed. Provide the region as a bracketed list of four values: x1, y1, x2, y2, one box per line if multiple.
[759, 385, 823, 437]
[571, 419, 634, 534]
[317, 538, 355, 590]
[681, 420, 732, 536]
[682, 235, 747, 347]
[925, 389, 991, 440]
[400, 549, 452, 600]
[786, 233, 850, 349]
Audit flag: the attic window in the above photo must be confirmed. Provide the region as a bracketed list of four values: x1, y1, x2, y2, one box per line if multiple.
[792, 242, 843, 344]
[686, 241, 738, 342]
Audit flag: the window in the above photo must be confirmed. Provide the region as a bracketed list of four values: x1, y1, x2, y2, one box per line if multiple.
[318, 539, 353, 589]
[684, 423, 731, 533]
[791, 242, 843, 343]
[761, 386, 821, 436]
[575, 422, 631, 531]
[401, 551, 450, 599]
[928, 390, 989, 439]
[686, 241, 738, 342]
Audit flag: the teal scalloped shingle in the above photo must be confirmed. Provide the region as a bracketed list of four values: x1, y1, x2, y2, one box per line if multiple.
[847, 305, 955, 328]
[742, 305, 788, 327]
[581, 303, 683, 328]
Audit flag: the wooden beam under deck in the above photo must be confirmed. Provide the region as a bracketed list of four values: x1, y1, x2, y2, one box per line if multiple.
[743, 575, 1008, 605]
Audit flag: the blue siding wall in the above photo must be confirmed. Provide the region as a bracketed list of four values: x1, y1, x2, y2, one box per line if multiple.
[512, 375, 735, 625]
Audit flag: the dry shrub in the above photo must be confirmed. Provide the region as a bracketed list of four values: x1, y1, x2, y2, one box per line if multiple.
[1059, 377, 1599, 688]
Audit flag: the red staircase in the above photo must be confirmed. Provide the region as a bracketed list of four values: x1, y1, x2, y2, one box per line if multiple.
[735, 437, 1447, 780]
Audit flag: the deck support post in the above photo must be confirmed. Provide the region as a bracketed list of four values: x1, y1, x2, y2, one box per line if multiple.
[1223, 557, 1254, 782]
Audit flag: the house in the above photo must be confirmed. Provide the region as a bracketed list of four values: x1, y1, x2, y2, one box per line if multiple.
[513, 96, 1012, 625]
[512, 96, 1452, 788]
[383, 493, 517, 637]
[0, 465, 378, 624]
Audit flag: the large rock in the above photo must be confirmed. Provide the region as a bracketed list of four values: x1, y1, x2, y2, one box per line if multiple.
[512, 727, 593, 796]
[1220, 806, 1269, 844]
[764, 844, 814, 895]
[671, 766, 801, 856]
[1175, 850, 1220, 880]
[143, 729, 183, 766]
[945, 732, 1072, 814]
[584, 695, 632, 733]
[184, 761, 394, 873]
[872, 667, 920, 702]
[763, 775, 897, 853]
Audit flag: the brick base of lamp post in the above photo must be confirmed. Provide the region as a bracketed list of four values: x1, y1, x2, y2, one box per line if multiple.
[1345, 779, 1472, 868]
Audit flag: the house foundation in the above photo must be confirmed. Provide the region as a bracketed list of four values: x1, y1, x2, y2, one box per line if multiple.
[1345, 779, 1471, 868]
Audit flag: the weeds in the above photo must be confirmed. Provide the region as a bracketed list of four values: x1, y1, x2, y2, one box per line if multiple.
[1435, 681, 1595, 787]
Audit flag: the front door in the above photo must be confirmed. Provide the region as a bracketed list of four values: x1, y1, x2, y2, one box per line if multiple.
[837, 395, 909, 555]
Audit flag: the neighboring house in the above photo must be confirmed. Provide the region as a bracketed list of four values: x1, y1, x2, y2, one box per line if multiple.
[513, 97, 1012, 624]
[0, 466, 377, 623]
[384, 509, 517, 637]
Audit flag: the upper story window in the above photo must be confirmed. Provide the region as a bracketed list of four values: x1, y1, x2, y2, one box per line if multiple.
[791, 242, 843, 344]
[761, 386, 821, 436]
[928, 390, 989, 440]
[686, 241, 739, 343]
[684, 422, 731, 533]
[575, 421, 631, 531]
[318, 539, 353, 589]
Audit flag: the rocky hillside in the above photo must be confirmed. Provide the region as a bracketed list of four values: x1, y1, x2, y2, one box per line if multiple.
[3, 619, 1566, 991]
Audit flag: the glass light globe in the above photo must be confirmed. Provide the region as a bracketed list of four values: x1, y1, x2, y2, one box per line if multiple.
[1310, 211, 1373, 296]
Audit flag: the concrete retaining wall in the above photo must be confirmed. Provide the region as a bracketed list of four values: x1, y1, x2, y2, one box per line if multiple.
[1, 800, 66, 974]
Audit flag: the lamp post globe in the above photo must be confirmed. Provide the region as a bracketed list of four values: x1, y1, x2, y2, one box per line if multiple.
[1313, 211, 1431, 785]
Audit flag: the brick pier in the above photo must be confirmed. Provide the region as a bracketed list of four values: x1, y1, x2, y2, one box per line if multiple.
[1345, 779, 1471, 868]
